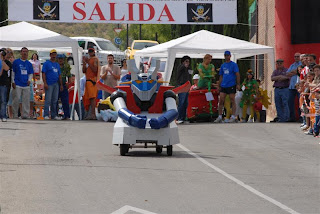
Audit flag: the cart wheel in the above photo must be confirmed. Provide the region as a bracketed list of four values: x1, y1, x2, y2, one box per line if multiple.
[120, 144, 129, 156]
[156, 145, 163, 154]
[167, 145, 173, 156]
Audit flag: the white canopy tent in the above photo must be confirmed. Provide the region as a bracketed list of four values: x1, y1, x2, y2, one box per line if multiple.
[135, 30, 275, 83]
[0, 22, 82, 118]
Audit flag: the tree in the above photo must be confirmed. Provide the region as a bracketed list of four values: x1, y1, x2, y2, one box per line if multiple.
[0, 0, 8, 27]
[224, 0, 250, 82]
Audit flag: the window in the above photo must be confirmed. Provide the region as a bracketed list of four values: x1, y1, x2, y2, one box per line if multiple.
[291, 0, 320, 44]
[133, 42, 158, 50]
[87, 42, 96, 49]
[78, 41, 85, 49]
[96, 40, 119, 51]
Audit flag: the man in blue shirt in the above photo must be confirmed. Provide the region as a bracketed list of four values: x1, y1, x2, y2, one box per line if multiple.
[287, 53, 302, 122]
[214, 51, 240, 123]
[42, 49, 63, 120]
[12, 47, 34, 119]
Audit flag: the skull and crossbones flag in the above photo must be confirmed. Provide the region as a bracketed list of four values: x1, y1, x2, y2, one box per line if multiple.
[33, 0, 60, 20]
[187, 3, 213, 23]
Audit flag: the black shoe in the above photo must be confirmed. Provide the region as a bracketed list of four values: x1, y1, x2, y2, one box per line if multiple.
[270, 117, 279, 123]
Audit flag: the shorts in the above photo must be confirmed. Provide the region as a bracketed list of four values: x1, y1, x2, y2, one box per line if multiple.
[220, 85, 236, 94]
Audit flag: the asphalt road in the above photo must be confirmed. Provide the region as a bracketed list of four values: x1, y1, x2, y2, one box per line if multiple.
[0, 120, 319, 214]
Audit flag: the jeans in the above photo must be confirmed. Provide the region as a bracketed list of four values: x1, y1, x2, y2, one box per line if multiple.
[12, 86, 30, 118]
[314, 115, 320, 135]
[58, 85, 70, 119]
[44, 82, 59, 118]
[69, 103, 80, 120]
[274, 88, 289, 122]
[288, 89, 298, 121]
[177, 92, 189, 121]
[0, 86, 8, 119]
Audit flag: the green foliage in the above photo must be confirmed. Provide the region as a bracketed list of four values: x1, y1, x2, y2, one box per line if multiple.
[0, 0, 8, 26]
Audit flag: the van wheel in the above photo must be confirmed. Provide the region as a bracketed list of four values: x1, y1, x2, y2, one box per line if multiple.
[120, 144, 129, 156]
[167, 145, 172, 156]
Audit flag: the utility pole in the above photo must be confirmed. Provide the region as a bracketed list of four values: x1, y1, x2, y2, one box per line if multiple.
[126, 24, 129, 48]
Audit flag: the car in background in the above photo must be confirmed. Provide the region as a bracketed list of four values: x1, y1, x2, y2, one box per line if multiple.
[125, 40, 159, 59]
[71, 37, 125, 66]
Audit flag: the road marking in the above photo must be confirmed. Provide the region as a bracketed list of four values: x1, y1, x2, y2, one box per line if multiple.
[111, 205, 157, 214]
[178, 144, 300, 214]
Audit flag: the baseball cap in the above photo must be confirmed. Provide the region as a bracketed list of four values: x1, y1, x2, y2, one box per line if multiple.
[224, 50, 231, 55]
[50, 49, 57, 54]
[57, 54, 66, 58]
[193, 74, 200, 80]
[276, 59, 284, 62]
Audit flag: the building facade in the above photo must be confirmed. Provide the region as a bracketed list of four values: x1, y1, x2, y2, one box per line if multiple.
[250, 0, 320, 119]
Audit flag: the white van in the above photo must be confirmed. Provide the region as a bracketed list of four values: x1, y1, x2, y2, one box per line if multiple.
[71, 37, 125, 66]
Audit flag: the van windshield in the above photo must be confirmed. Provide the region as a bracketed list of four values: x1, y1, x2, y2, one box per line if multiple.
[133, 42, 158, 50]
[96, 41, 119, 51]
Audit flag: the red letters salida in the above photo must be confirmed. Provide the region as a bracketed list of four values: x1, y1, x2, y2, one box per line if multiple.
[73, 1, 175, 22]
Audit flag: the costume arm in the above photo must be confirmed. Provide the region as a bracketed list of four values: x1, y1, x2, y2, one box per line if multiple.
[149, 90, 178, 129]
[111, 91, 147, 129]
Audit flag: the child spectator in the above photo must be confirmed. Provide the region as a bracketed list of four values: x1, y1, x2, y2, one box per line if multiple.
[240, 69, 259, 122]
[190, 74, 200, 91]
[68, 74, 80, 120]
[313, 91, 320, 137]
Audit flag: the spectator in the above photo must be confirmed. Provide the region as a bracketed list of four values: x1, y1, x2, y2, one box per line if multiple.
[176, 55, 191, 124]
[312, 91, 320, 137]
[120, 59, 128, 80]
[197, 54, 215, 89]
[301, 72, 315, 134]
[100, 54, 120, 99]
[214, 50, 240, 123]
[190, 74, 200, 91]
[79, 75, 86, 120]
[0, 49, 9, 122]
[83, 48, 99, 120]
[300, 54, 310, 80]
[42, 49, 63, 120]
[287, 53, 302, 122]
[57, 54, 71, 120]
[68, 74, 80, 120]
[5, 48, 14, 119]
[240, 70, 259, 122]
[271, 59, 290, 122]
[29, 53, 41, 77]
[308, 54, 317, 71]
[12, 47, 34, 119]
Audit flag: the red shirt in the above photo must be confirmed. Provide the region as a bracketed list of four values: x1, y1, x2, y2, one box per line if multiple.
[68, 82, 79, 104]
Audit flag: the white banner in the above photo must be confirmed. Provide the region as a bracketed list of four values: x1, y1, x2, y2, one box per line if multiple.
[8, 0, 237, 25]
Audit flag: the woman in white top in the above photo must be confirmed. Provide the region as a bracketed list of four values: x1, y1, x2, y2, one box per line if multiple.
[120, 59, 128, 80]
[29, 53, 41, 76]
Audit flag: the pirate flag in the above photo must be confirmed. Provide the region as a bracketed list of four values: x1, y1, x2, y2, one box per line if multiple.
[33, 0, 60, 20]
[187, 3, 213, 23]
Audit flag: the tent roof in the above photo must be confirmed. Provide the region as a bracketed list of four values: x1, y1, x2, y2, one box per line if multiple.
[0, 21, 77, 48]
[135, 30, 274, 59]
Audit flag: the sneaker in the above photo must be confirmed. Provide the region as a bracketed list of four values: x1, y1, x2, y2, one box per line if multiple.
[248, 119, 253, 123]
[214, 117, 222, 123]
[305, 131, 314, 135]
[2, 118, 7, 122]
[301, 125, 308, 130]
[176, 120, 184, 124]
[44, 116, 50, 120]
[53, 117, 61, 120]
[240, 119, 247, 123]
[223, 119, 229, 123]
[302, 126, 310, 131]
[228, 117, 236, 123]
